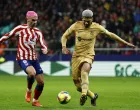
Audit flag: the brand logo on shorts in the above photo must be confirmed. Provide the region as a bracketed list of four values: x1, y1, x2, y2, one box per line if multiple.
[39, 69, 42, 71]
[23, 60, 28, 66]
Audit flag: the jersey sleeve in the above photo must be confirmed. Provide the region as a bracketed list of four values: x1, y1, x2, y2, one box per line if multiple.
[37, 31, 48, 50]
[61, 23, 76, 47]
[65, 23, 76, 36]
[0, 25, 21, 42]
[98, 24, 109, 34]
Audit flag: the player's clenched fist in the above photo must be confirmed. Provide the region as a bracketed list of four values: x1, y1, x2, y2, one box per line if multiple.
[42, 48, 48, 54]
[62, 46, 70, 54]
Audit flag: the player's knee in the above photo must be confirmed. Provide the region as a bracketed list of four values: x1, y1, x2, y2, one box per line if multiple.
[28, 71, 36, 76]
[37, 80, 44, 85]
[77, 87, 82, 92]
[81, 63, 91, 72]
[29, 74, 35, 78]
[26, 66, 36, 76]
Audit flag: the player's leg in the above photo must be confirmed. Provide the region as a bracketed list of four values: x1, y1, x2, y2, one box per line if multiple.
[32, 60, 44, 107]
[17, 60, 36, 103]
[73, 77, 88, 106]
[25, 66, 36, 102]
[81, 62, 90, 95]
[71, 57, 87, 105]
[73, 77, 98, 106]
[73, 79, 81, 90]
[32, 74, 44, 107]
[80, 62, 90, 105]
[26, 66, 36, 90]
[81, 57, 98, 106]
[71, 57, 82, 93]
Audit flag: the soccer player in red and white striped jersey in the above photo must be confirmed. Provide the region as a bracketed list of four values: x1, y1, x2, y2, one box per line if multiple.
[0, 11, 48, 107]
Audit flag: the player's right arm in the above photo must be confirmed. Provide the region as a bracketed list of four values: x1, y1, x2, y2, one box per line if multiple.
[0, 25, 21, 43]
[61, 23, 75, 54]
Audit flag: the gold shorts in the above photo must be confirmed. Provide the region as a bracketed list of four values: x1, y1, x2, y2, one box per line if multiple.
[71, 56, 94, 80]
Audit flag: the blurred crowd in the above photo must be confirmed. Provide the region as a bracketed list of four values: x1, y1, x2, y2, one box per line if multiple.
[0, 0, 140, 55]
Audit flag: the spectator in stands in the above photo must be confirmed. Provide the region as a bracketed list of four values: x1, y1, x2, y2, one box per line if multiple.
[0, 0, 139, 54]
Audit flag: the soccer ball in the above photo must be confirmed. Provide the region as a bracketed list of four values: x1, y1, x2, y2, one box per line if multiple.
[57, 91, 71, 104]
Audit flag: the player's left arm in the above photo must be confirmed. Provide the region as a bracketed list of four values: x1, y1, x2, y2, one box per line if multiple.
[0, 25, 21, 43]
[105, 31, 135, 48]
[99, 25, 136, 48]
[38, 31, 48, 54]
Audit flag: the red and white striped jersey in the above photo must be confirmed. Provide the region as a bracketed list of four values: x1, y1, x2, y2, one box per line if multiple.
[0, 24, 47, 60]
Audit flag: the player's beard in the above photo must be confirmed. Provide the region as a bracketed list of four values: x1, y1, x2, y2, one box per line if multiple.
[84, 21, 91, 28]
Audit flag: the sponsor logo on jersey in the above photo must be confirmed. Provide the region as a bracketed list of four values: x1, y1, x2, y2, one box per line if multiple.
[77, 37, 92, 41]
[90, 30, 95, 35]
[24, 39, 36, 45]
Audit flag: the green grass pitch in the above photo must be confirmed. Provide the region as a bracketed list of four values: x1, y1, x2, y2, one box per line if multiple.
[0, 75, 140, 110]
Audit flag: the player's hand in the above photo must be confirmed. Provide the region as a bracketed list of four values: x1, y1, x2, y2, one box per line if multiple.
[62, 46, 71, 54]
[126, 43, 136, 49]
[0, 40, 3, 44]
[42, 48, 48, 54]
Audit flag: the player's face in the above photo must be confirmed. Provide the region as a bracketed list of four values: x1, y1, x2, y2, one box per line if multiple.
[27, 16, 38, 28]
[82, 17, 92, 28]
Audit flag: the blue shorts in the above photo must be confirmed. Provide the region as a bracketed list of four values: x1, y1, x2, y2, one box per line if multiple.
[17, 60, 43, 75]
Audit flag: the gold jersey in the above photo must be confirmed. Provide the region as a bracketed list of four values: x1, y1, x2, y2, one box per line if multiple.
[62, 21, 108, 57]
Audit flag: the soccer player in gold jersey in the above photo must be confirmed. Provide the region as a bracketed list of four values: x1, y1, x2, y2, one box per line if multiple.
[61, 9, 136, 106]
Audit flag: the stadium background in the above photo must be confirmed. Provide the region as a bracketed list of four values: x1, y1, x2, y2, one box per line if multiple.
[0, 0, 140, 110]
